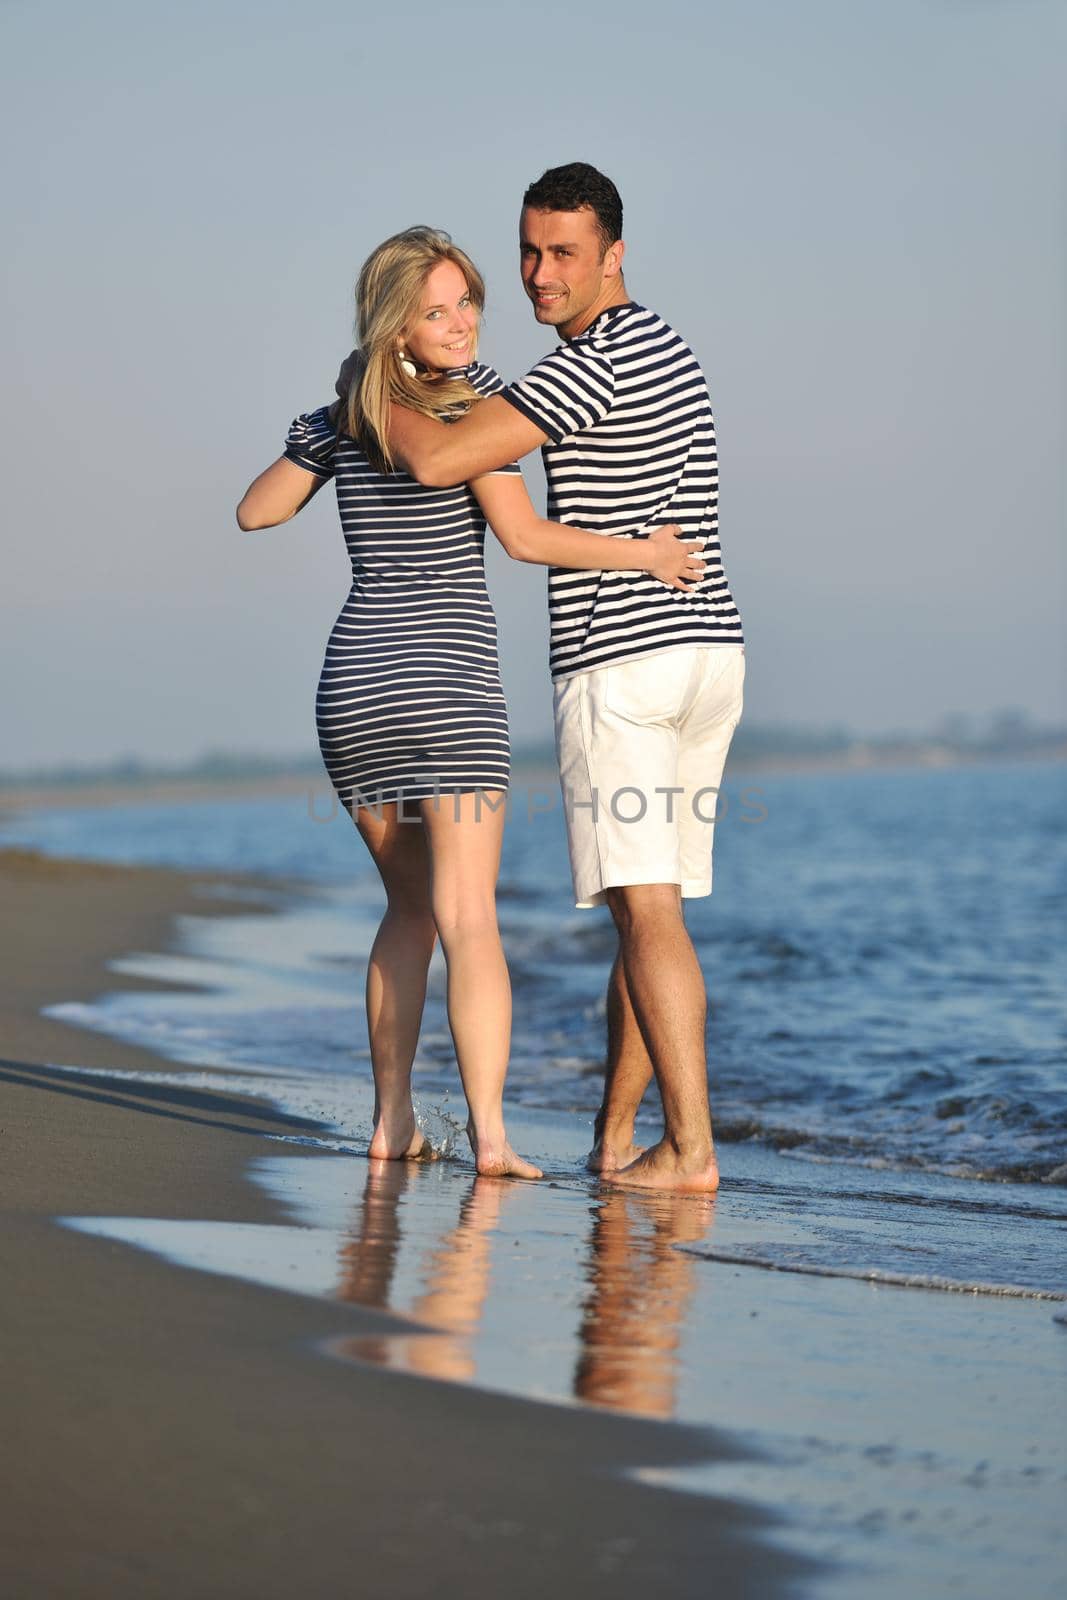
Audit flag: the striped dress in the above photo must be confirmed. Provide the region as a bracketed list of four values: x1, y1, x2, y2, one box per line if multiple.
[284, 363, 518, 812]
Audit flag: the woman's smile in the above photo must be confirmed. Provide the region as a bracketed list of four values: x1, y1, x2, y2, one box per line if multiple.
[404, 259, 479, 372]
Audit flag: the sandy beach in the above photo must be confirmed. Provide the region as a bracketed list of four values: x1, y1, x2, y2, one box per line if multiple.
[1, 825, 1063, 1599]
[0, 846, 799, 1600]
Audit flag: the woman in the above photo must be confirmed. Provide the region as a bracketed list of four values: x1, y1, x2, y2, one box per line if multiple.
[237, 227, 703, 1180]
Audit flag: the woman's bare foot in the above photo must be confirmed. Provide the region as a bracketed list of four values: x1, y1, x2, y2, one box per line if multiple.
[586, 1136, 647, 1175]
[466, 1122, 543, 1180]
[368, 1109, 433, 1161]
[603, 1138, 720, 1194]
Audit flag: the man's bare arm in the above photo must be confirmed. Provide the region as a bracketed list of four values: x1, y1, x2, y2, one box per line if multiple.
[388, 395, 547, 487]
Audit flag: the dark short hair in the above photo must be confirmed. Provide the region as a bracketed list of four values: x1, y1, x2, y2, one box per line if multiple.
[522, 162, 623, 253]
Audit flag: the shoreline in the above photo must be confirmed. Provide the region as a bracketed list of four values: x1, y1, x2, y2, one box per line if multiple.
[0, 845, 314, 1075]
[0, 846, 798, 1598]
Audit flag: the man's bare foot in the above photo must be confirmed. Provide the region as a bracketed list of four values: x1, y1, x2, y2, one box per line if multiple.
[586, 1137, 647, 1175]
[368, 1112, 433, 1162]
[467, 1123, 543, 1180]
[603, 1137, 720, 1194]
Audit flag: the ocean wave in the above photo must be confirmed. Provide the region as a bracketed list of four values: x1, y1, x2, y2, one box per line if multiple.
[678, 1245, 1066, 1301]
[706, 1108, 1067, 1187]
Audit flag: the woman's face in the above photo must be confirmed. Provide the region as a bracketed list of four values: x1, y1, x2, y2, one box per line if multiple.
[402, 259, 479, 373]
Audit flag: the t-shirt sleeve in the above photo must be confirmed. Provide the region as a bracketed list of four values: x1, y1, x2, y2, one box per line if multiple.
[283, 405, 338, 480]
[501, 341, 616, 443]
[465, 363, 521, 476]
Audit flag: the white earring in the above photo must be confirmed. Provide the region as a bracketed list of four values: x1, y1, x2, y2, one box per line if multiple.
[397, 350, 417, 378]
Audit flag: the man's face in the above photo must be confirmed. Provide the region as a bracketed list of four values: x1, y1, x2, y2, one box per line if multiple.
[519, 205, 622, 336]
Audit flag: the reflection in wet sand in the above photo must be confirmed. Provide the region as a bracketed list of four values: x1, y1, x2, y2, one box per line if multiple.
[331, 1160, 716, 1417]
[335, 1158, 412, 1366]
[575, 1190, 716, 1418]
[337, 1162, 520, 1382]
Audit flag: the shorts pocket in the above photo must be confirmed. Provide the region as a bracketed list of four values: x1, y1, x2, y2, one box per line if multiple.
[600, 652, 692, 724]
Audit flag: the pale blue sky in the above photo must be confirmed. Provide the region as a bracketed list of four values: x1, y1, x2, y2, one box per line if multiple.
[2, 0, 1062, 766]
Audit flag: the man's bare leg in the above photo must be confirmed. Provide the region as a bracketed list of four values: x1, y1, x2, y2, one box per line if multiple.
[601, 884, 719, 1193]
[586, 951, 654, 1173]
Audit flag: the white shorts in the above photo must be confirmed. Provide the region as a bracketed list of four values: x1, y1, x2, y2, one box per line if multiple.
[553, 646, 745, 909]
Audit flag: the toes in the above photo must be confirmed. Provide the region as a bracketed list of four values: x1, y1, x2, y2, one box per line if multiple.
[474, 1149, 543, 1180]
[509, 1159, 543, 1180]
[502, 1144, 543, 1180]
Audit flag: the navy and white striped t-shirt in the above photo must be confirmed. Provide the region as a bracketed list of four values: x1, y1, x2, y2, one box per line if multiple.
[502, 302, 743, 681]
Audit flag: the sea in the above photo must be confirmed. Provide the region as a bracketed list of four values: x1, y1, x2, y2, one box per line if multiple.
[4, 758, 1065, 1598]
[6, 759, 1065, 1193]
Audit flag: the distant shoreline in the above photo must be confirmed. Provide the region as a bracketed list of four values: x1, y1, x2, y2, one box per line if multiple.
[0, 744, 1064, 818]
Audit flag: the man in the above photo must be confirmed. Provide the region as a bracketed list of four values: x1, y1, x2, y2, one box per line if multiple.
[382, 162, 745, 1193]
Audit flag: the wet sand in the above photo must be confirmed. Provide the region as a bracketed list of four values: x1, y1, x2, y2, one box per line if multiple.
[0, 847, 796, 1599]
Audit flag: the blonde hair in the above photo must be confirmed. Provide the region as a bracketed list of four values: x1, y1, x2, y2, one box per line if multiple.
[343, 226, 486, 473]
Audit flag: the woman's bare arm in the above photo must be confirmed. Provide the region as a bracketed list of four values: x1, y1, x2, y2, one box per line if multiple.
[236, 458, 328, 530]
[471, 473, 705, 591]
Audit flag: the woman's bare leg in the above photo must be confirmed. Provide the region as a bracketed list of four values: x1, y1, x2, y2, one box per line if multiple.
[420, 791, 542, 1180]
[354, 803, 438, 1159]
